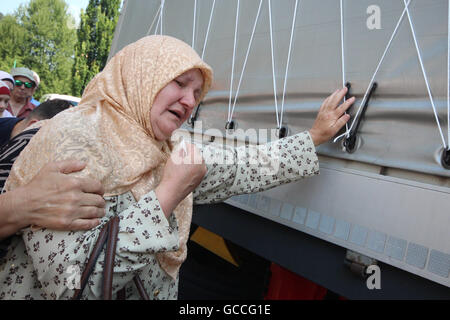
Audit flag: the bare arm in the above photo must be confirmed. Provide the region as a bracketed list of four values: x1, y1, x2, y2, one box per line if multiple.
[0, 160, 106, 240]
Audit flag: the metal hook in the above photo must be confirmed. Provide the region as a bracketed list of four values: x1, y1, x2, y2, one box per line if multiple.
[344, 82, 378, 153]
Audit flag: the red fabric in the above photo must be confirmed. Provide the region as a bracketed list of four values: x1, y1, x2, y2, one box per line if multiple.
[0, 85, 10, 96]
[7, 99, 36, 118]
[264, 263, 328, 300]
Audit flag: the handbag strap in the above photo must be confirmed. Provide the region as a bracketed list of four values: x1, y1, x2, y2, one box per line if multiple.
[72, 216, 150, 300]
[133, 275, 150, 300]
[102, 216, 119, 299]
[102, 216, 150, 300]
[72, 221, 110, 300]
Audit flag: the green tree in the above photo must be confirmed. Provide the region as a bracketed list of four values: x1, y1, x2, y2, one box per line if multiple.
[72, 0, 122, 97]
[0, 0, 77, 100]
[20, 0, 77, 99]
[0, 15, 27, 71]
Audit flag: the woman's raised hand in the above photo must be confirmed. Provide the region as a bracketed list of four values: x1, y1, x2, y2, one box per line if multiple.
[155, 142, 207, 218]
[308, 87, 355, 146]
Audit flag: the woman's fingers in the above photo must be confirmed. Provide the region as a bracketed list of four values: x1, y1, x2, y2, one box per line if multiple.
[309, 87, 355, 146]
[327, 87, 348, 110]
[334, 113, 351, 130]
[336, 96, 355, 117]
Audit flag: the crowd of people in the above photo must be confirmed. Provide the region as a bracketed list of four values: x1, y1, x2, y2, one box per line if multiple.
[0, 67, 41, 119]
[0, 35, 354, 300]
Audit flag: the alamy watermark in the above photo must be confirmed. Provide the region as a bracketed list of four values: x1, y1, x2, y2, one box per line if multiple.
[367, 5, 382, 30]
[66, 264, 81, 290]
[366, 265, 381, 290]
[171, 120, 286, 177]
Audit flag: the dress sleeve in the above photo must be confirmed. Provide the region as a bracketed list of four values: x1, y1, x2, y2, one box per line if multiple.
[193, 131, 320, 204]
[22, 190, 179, 299]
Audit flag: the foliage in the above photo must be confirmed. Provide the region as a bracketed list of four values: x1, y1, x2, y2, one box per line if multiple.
[0, 14, 28, 72]
[72, 0, 121, 97]
[0, 0, 122, 100]
[22, 0, 77, 99]
[0, 0, 76, 100]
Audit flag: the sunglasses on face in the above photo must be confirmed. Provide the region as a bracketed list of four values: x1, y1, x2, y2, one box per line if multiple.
[14, 80, 35, 88]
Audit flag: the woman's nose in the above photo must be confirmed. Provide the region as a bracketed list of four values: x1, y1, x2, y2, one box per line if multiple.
[180, 90, 196, 110]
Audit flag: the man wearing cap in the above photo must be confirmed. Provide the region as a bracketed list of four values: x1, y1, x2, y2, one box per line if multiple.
[7, 67, 38, 118]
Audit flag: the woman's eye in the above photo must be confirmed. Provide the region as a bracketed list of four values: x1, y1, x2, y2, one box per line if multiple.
[175, 80, 184, 87]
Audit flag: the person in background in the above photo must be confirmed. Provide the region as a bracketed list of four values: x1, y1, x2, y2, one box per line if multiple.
[0, 71, 14, 91]
[0, 99, 73, 189]
[0, 71, 14, 118]
[7, 67, 37, 118]
[0, 98, 71, 146]
[0, 99, 101, 260]
[0, 81, 13, 118]
[30, 70, 41, 107]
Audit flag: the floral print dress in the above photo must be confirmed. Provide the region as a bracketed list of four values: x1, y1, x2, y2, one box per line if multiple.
[0, 131, 319, 299]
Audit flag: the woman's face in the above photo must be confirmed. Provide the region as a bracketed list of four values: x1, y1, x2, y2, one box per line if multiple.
[0, 94, 10, 112]
[150, 68, 204, 141]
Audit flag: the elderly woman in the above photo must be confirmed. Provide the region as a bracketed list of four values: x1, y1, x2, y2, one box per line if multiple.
[0, 35, 353, 300]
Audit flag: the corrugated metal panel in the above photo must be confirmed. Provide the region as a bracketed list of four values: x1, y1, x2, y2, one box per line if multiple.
[110, 0, 450, 178]
[109, 0, 450, 288]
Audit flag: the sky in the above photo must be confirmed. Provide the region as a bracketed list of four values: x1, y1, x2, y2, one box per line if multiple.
[1, 0, 90, 24]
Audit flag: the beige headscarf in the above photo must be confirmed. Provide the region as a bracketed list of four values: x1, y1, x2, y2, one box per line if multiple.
[5, 35, 213, 280]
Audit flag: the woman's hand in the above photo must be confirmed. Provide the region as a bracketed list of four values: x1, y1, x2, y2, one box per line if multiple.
[155, 142, 207, 217]
[309, 87, 355, 146]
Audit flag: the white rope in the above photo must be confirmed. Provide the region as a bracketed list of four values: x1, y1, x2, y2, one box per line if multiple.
[403, 0, 447, 149]
[340, 0, 346, 91]
[268, 0, 280, 128]
[154, 6, 162, 35]
[229, 0, 263, 122]
[201, 0, 216, 60]
[279, 0, 299, 128]
[192, 0, 197, 48]
[340, 0, 349, 136]
[448, 0, 450, 148]
[146, 3, 162, 35]
[227, 0, 240, 122]
[160, 0, 165, 35]
[189, 0, 217, 123]
[334, 0, 412, 143]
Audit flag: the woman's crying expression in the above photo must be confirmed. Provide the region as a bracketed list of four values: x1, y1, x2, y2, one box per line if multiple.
[150, 68, 204, 141]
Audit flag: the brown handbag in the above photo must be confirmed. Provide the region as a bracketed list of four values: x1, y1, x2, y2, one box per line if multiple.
[72, 216, 150, 300]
